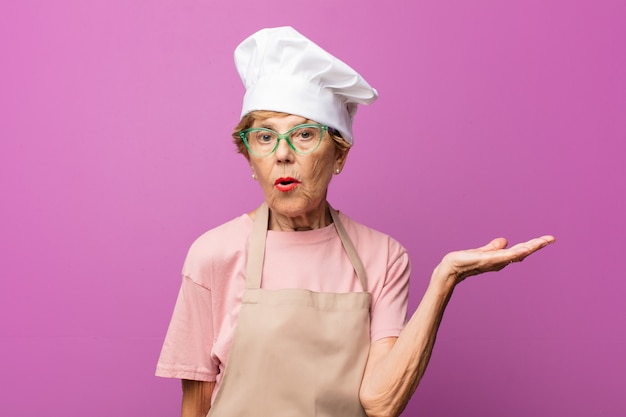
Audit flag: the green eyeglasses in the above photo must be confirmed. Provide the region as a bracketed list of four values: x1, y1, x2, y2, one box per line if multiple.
[239, 124, 329, 157]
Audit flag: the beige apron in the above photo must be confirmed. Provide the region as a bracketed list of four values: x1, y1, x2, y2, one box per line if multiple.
[207, 203, 371, 416]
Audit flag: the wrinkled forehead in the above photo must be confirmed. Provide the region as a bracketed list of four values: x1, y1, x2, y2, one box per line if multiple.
[250, 111, 316, 128]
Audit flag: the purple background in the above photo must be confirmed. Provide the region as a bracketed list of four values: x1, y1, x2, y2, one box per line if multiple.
[1, 1, 624, 415]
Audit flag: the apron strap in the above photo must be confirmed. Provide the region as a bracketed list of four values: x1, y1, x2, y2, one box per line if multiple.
[245, 202, 368, 292]
[329, 207, 368, 292]
[245, 202, 269, 289]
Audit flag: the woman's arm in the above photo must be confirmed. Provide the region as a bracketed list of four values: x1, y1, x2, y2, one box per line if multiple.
[359, 235, 555, 417]
[181, 380, 215, 417]
[359, 276, 453, 417]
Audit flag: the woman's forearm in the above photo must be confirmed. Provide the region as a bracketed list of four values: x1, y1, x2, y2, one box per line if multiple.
[181, 380, 214, 417]
[360, 235, 555, 416]
[360, 266, 456, 417]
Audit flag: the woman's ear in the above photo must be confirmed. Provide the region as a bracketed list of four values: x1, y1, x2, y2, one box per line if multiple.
[334, 148, 350, 174]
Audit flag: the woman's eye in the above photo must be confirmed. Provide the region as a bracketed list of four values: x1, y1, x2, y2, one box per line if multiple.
[294, 129, 314, 140]
[256, 133, 273, 143]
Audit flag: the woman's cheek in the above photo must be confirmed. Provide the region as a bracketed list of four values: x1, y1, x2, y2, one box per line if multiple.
[310, 158, 333, 185]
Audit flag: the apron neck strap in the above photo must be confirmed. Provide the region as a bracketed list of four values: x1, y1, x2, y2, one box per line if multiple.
[329, 206, 368, 292]
[245, 202, 368, 292]
[245, 202, 269, 290]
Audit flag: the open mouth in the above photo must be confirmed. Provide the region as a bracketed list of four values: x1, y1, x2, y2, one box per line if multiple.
[274, 177, 300, 192]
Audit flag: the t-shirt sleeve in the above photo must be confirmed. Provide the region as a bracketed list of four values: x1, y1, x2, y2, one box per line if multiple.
[369, 243, 410, 342]
[155, 275, 218, 381]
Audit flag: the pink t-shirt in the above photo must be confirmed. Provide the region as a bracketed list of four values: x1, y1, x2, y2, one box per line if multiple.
[156, 210, 410, 396]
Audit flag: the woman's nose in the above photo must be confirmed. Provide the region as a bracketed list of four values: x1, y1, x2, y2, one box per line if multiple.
[274, 137, 294, 162]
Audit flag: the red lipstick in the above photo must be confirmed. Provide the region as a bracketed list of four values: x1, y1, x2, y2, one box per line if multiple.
[274, 177, 300, 192]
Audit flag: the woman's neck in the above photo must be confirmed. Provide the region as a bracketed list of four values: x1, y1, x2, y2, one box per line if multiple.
[267, 202, 333, 231]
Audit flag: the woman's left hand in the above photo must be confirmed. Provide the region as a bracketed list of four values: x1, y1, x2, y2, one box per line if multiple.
[360, 234, 555, 416]
[433, 235, 556, 287]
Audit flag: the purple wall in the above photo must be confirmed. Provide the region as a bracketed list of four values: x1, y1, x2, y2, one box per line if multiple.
[1, 1, 624, 415]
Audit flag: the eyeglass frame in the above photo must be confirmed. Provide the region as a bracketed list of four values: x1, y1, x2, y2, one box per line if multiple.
[238, 123, 329, 157]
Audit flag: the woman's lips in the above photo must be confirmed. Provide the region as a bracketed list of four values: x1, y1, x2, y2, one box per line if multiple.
[274, 177, 300, 192]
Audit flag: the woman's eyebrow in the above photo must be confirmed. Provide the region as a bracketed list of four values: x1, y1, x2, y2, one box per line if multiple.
[256, 120, 311, 130]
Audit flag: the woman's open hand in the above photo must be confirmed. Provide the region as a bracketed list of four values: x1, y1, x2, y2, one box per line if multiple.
[433, 235, 556, 287]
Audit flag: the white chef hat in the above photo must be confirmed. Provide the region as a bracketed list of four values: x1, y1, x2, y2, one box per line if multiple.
[234, 26, 378, 145]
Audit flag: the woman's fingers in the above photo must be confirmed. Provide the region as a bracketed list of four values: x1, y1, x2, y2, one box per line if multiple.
[476, 237, 509, 252]
[441, 235, 556, 284]
[504, 235, 556, 262]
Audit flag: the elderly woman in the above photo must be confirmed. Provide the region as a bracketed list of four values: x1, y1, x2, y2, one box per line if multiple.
[156, 27, 554, 417]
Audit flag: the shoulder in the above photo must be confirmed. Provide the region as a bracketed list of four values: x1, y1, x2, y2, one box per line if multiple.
[182, 214, 253, 287]
[188, 214, 253, 253]
[338, 211, 407, 257]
